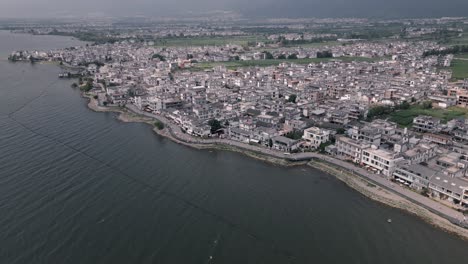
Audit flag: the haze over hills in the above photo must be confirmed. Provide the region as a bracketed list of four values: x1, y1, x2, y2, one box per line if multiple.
[1, 0, 468, 19]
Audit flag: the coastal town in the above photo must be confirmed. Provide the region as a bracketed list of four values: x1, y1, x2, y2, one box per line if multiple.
[7, 16, 468, 225]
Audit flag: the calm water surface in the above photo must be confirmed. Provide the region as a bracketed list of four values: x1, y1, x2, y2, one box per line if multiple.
[0, 30, 467, 263]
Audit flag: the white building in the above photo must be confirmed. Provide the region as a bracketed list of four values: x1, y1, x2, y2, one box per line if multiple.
[361, 147, 404, 177]
[302, 127, 331, 148]
[335, 135, 370, 163]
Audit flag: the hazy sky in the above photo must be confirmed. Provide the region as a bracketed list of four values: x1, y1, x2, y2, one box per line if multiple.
[1, 0, 468, 18]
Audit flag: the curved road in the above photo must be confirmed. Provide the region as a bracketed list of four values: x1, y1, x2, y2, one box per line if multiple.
[126, 104, 467, 228]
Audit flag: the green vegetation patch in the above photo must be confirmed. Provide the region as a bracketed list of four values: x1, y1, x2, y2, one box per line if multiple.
[152, 35, 267, 47]
[454, 53, 468, 60]
[190, 56, 382, 71]
[283, 41, 341, 48]
[450, 59, 468, 80]
[154, 121, 165, 130]
[446, 35, 468, 46]
[389, 106, 468, 127]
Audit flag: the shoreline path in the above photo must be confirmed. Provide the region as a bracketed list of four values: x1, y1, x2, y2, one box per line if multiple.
[125, 103, 467, 229]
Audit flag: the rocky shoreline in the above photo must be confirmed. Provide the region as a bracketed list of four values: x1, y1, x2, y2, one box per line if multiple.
[83, 92, 468, 241]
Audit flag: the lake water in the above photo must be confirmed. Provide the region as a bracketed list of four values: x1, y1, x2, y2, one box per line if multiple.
[1, 30, 468, 264]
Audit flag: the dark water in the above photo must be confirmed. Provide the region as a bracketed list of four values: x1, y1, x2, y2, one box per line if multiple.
[1, 30, 468, 264]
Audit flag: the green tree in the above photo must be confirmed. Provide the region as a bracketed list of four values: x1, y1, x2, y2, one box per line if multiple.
[317, 50, 333, 58]
[367, 105, 393, 120]
[318, 142, 333, 153]
[285, 130, 303, 140]
[152, 54, 166, 61]
[398, 101, 410, 110]
[263, 51, 274, 60]
[154, 121, 165, 130]
[288, 94, 297, 103]
[336, 128, 346, 134]
[287, 54, 298, 60]
[277, 54, 287, 60]
[421, 101, 433, 109]
[208, 119, 222, 134]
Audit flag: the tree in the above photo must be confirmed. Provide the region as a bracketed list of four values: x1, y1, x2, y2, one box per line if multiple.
[80, 78, 94, 92]
[367, 105, 393, 120]
[421, 187, 430, 197]
[152, 54, 166, 61]
[263, 51, 274, 60]
[423, 45, 468, 57]
[287, 54, 298, 60]
[71, 83, 78, 88]
[317, 50, 333, 58]
[336, 128, 346, 134]
[288, 94, 297, 103]
[277, 54, 287, 60]
[154, 121, 165, 130]
[398, 101, 410, 110]
[285, 130, 303, 140]
[421, 101, 433, 109]
[268, 138, 273, 148]
[318, 142, 333, 153]
[208, 119, 222, 134]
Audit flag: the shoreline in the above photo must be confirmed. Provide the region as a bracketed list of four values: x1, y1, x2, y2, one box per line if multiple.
[83, 92, 468, 240]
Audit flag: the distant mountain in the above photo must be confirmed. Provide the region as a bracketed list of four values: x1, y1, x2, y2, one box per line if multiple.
[236, 0, 468, 19]
[1, 0, 467, 20]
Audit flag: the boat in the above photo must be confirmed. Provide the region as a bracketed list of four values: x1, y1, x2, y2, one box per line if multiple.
[387, 218, 392, 223]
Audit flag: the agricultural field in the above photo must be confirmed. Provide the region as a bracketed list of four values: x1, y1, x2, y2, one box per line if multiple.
[450, 58, 468, 80]
[282, 41, 341, 48]
[190, 56, 383, 71]
[446, 34, 468, 46]
[454, 53, 468, 59]
[152, 35, 267, 46]
[389, 106, 468, 127]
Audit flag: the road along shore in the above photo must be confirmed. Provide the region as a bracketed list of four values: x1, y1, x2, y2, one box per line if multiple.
[83, 93, 468, 240]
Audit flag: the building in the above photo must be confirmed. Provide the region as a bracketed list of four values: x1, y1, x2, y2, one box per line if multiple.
[335, 135, 370, 163]
[428, 172, 468, 206]
[394, 163, 434, 190]
[402, 142, 438, 164]
[349, 125, 382, 147]
[423, 133, 452, 145]
[302, 127, 331, 148]
[413, 115, 441, 133]
[361, 147, 404, 177]
[394, 163, 468, 206]
[229, 127, 252, 143]
[451, 89, 468, 108]
[272, 136, 301, 152]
